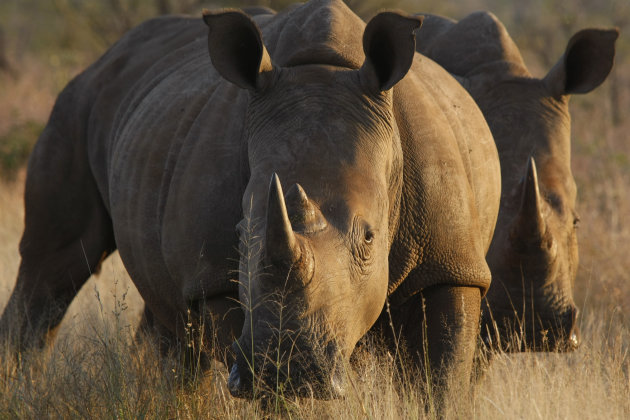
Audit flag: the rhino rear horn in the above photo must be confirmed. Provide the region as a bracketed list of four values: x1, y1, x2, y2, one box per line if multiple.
[510, 157, 546, 246]
[284, 183, 327, 234]
[265, 173, 301, 265]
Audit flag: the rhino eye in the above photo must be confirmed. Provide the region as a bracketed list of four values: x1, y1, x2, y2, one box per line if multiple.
[364, 230, 374, 244]
[573, 216, 580, 228]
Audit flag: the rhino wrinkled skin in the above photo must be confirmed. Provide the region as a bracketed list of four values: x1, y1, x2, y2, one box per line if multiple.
[416, 11, 618, 352]
[0, 0, 500, 398]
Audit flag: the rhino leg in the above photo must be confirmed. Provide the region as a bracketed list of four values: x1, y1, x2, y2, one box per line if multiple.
[421, 286, 480, 393]
[135, 306, 178, 355]
[0, 123, 115, 350]
[134, 306, 208, 378]
[385, 285, 481, 408]
[136, 294, 243, 369]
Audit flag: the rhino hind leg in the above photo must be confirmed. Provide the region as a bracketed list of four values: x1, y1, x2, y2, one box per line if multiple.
[0, 122, 116, 351]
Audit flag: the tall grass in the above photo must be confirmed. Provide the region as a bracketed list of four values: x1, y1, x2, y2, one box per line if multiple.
[0, 247, 627, 419]
[0, 0, 629, 418]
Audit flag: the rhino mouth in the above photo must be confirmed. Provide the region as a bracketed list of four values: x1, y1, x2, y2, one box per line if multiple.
[228, 338, 345, 399]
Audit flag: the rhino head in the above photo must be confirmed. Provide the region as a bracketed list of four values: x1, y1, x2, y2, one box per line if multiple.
[480, 28, 618, 352]
[203, 10, 421, 397]
[485, 156, 581, 352]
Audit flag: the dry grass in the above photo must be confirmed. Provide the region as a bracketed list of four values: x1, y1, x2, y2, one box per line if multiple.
[0, 215, 628, 419]
[1, 101, 629, 420]
[1, 0, 630, 418]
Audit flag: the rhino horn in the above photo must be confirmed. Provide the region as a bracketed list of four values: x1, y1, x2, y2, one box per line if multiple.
[284, 183, 327, 234]
[510, 157, 546, 246]
[265, 173, 301, 265]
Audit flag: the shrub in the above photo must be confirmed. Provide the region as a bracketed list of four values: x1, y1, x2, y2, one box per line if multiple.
[0, 121, 42, 180]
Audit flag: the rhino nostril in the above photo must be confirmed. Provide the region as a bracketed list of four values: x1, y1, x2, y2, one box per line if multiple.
[298, 382, 315, 398]
[560, 307, 580, 350]
[569, 323, 581, 348]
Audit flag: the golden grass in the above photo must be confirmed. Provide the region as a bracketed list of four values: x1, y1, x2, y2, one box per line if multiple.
[0, 223, 628, 420]
[1, 107, 629, 419]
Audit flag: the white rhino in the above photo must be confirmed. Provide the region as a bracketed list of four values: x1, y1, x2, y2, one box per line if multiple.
[0, 0, 500, 398]
[415, 11, 618, 351]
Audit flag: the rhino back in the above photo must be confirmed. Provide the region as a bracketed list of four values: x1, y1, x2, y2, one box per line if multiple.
[416, 12, 529, 80]
[260, 0, 366, 68]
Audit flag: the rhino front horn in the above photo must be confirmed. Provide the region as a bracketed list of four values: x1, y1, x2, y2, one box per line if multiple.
[510, 157, 547, 246]
[265, 173, 301, 265]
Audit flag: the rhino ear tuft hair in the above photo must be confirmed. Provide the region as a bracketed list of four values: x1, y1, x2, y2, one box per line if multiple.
[359, 12, 423, 93]
[203, 9, 274, 90]
[544, 28, 619, 97]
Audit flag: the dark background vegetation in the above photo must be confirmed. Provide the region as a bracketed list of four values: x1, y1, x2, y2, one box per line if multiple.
[0, 0, 627, 178]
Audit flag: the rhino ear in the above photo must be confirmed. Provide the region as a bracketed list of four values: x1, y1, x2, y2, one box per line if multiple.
[544, 28, 618, 97]
[359, 12, 423, 93]
[203, 10, 274, 90]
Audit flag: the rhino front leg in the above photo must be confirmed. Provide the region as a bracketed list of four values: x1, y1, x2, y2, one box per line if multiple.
[136, 294, 244, 370]
[386, 285, 480, 409]
[419, 286, 480, 398]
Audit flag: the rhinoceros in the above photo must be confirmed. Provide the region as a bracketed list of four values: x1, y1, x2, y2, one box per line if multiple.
[415, 12, 618, 352]
[0, 0, 500, 398]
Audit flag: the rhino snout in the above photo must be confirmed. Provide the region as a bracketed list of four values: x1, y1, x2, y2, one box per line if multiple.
[227, 345, 347, 398]
[330, 365, 347, 397]
[480, 303, 581, 352]
[534, 304, 580, 351]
